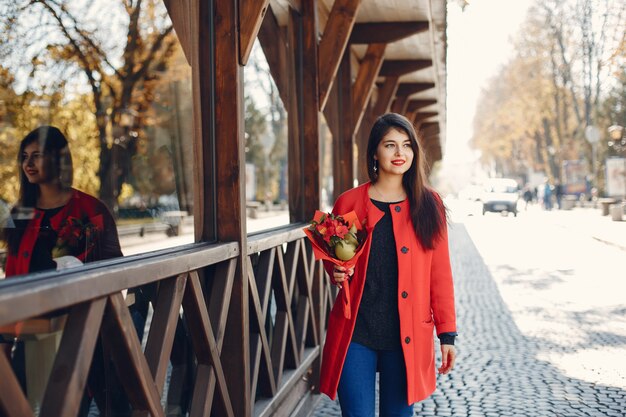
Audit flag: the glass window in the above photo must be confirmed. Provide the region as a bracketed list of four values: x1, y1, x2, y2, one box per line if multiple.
[0, 0, 194, 278]
[244, 40, 289, 234]
[319, 113, 334, 212]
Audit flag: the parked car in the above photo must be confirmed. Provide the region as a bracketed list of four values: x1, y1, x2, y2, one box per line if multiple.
[481, 178, 520, 216]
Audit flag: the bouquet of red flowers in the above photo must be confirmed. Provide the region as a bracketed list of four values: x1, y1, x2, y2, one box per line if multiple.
[52, 216, 101, 261]
[303, 210, 368, 319]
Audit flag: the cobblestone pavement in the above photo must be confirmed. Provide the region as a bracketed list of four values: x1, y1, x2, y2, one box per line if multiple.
[310, 216, 626, 417]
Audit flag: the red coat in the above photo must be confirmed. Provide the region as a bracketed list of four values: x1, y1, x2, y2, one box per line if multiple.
[319, 182, 456, 404]
[5, 189, 122, 277]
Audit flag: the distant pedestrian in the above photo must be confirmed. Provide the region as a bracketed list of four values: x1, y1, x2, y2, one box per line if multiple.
[554, 180, 563, 209]
[320, 113, 457, 417]
[543, 179, 553, 210]
[523, 185, 533, 210]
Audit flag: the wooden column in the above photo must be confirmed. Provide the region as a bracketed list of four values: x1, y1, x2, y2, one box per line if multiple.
[301, 0, 320, 218]
[287, 8, 304, 222]
[190, 0, 214, 243]
[212, 0, 249, 416]
[355, 102, 375, 184]
[333, 50, 354, 200]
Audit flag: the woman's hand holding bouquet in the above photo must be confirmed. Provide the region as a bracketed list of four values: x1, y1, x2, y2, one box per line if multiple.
[303, 210, 367, 319]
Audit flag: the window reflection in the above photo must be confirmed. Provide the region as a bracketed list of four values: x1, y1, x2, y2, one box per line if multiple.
[0, 0, 194, 277]
[244, 40, 289, 233]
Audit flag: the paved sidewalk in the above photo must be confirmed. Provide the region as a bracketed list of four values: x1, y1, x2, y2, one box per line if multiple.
[310, 218, 626, 417]
[535, 206, 626, 252]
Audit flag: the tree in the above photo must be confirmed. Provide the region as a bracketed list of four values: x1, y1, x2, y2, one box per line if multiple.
[471, 0, 625, 187]
[1, 0, 180, 212]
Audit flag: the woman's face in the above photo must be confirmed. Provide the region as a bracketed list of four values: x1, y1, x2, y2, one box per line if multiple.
[374, 128, 414, 178]
[22, 141, 54, 185]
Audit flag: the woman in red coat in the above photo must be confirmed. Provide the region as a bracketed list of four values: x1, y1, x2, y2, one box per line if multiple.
[2, 125, 122, 277]
[319, 113, 457, 416]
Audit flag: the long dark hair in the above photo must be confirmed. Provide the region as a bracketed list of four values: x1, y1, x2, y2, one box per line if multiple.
[366, 113, 446, 249]
[2, 126, 73, 255]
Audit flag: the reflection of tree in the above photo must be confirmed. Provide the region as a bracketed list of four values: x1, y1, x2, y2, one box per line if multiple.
[0, 66, 100, 202]
[245, 42, 288, 203]
[245, 95, 269, 201]
[1, 0, 180, 212]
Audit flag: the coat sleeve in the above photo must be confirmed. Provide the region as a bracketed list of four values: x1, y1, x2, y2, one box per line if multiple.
[430, 203, 457, 335]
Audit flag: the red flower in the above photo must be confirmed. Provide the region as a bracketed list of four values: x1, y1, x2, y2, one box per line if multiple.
[52, 216, 100, 259]
[303, 210, 369, 320]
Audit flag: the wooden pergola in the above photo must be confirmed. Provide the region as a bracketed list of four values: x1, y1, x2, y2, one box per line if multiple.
[0, 1, 447, 416]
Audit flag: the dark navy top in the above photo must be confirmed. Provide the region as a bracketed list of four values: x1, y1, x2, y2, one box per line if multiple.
[351, 199, 456, 350]
[352, 199, 402, 350]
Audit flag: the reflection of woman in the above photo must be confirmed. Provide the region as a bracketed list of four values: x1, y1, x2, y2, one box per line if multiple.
[320, 113, 457, 416]
[2, 125, 122, 276]
[0, 126, 122, 408]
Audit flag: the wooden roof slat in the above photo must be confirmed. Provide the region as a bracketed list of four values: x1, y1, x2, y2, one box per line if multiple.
[318, 0, 362, 111]
[350, 21, 428, 44]
[414, 111, 438, 124]
[379, 59, 432, 76]
[352, 43, 386, 133]
[239, 0, 271, 65]
[406, 99, 437, 112]
[373, 75, 399, 115]
[391, 95, 409, 114]
[396, 82, 435, 96]
[163, 0, 192, 64]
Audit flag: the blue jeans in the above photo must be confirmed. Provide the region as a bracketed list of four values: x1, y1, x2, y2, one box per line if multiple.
[337, 342, 414, 417]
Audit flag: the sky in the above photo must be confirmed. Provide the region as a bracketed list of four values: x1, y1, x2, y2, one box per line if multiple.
[444, 0, 535, 170]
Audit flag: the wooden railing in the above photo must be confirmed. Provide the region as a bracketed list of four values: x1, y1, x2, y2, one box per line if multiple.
[0, 225, 334, 417]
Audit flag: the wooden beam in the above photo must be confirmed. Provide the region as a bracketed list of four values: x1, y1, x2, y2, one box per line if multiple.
[257, 5, 289, 106]
[419, 121, 440, 135]
[144, 274, 188, 395]
[213, 3, 249, 417]
[373, 76, 399, 116]
[352, 43, 387, 134]
[0, 343, 34, 417]
[350, 21, 429, 44]
[323, 71, 341, 141]
[356, 103, 375, 184]
[318, 0, 362, 111]
[396, 82, 435, 96]
[103, 293, 164, 416]
[302, 0, 321, 218]
[414, 111, 438, 124]
[239, 0, 271, 65]
[379, 59, 432, 76]
[332, 50, 354, 200]
[391, 96, 408, 114]
[41, 299, 106, 417]
[190, 0, 215, 242]
[287, 8, 304, 222]
[163, 0, 192, 64]
[406, 99, 437, 113]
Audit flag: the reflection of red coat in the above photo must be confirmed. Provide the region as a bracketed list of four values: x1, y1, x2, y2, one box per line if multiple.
[5, 189, 122, 277]
[319, 182, 456, 404]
